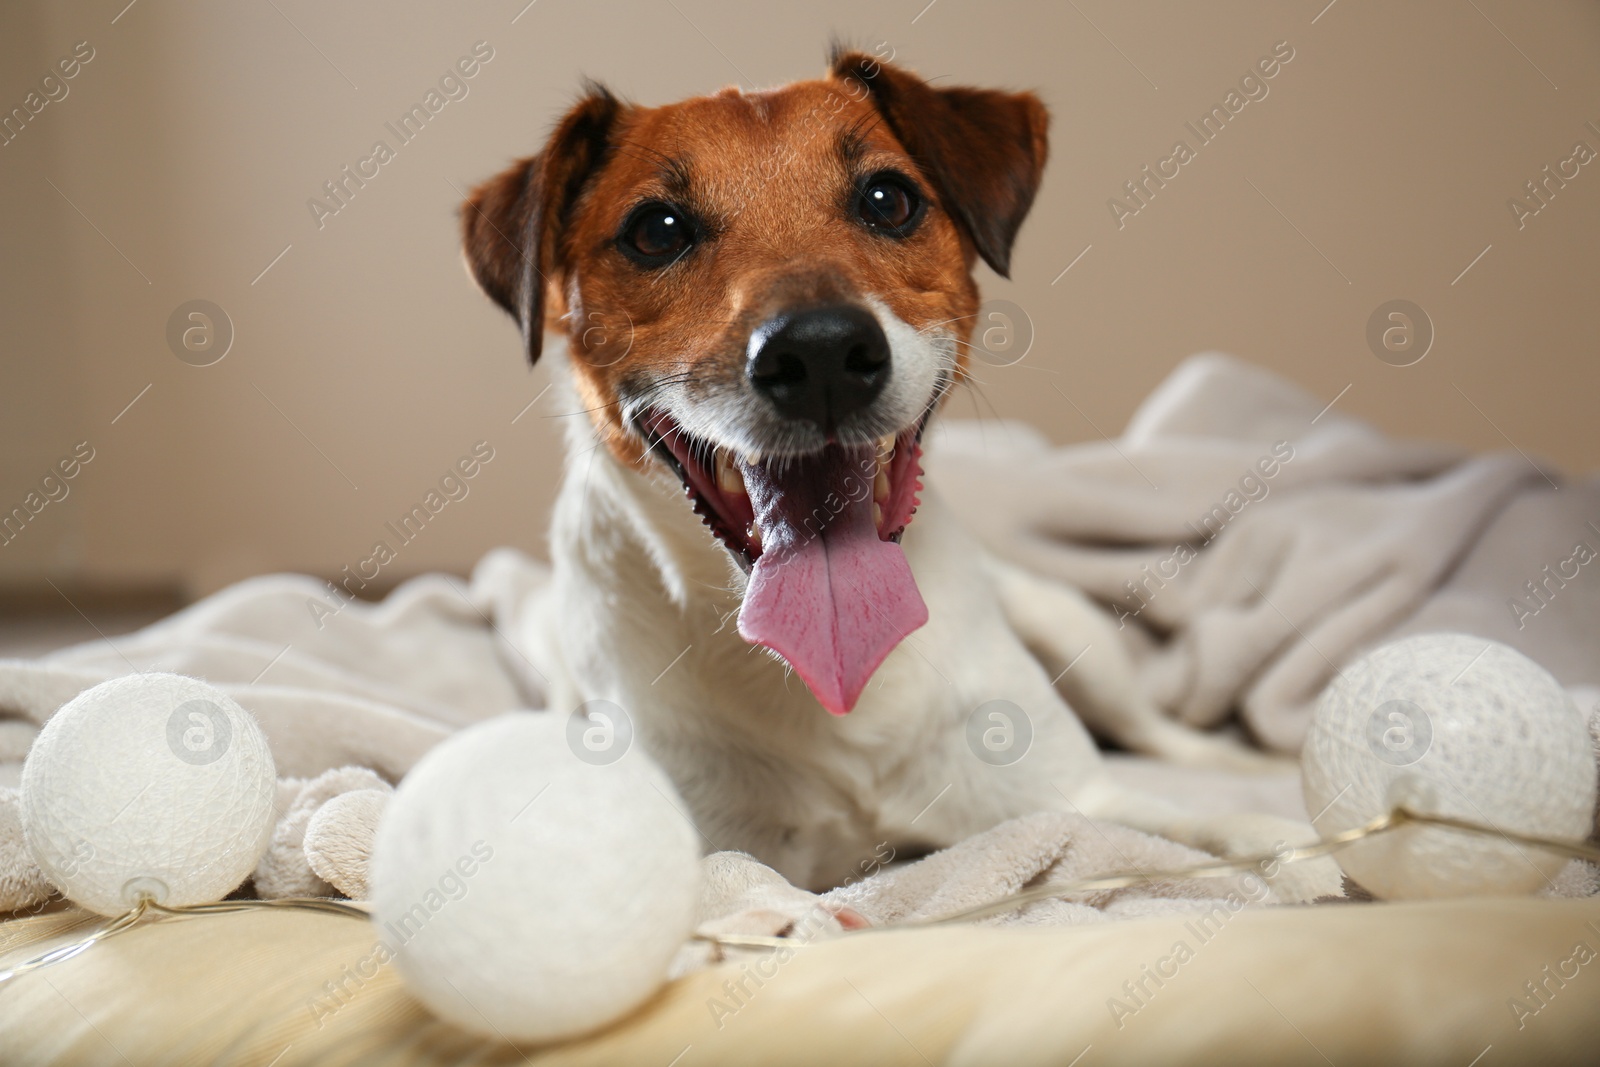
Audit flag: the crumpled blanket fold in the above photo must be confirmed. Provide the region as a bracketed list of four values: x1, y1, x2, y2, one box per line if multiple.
[2, 354, 1596, 937]
[930, 352, 1600, 750]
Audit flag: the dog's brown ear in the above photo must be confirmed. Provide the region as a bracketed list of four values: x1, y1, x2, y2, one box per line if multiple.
[831, 50, 1048, 278]
[461, 83, 622, 364]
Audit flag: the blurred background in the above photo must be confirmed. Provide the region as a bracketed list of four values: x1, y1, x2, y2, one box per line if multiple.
[3, 0, 1597, 632]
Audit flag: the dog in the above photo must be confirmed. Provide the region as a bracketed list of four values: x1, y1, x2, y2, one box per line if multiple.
[461, 48, 1335, 900]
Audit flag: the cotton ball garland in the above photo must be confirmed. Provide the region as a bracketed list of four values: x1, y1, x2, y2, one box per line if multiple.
[1303, 633, 1595, 899]
[21, 673, 278, 916]
[370, 712, 702, 1044]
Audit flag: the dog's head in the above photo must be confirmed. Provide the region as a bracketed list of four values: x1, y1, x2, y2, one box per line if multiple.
[463, 48, 1048, 713]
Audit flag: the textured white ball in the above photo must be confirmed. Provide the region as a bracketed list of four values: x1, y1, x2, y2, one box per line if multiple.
[370, 713, 702, 1043]
[21, 673, 278, 916]
[1303, 633, 1595, 899]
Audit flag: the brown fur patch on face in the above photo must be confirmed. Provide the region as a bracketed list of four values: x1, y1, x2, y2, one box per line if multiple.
[564, 80, 980, 465]
[461, 57, 1048, 471]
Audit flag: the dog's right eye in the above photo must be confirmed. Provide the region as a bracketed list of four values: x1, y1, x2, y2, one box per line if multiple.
[618, 203, 694, 267]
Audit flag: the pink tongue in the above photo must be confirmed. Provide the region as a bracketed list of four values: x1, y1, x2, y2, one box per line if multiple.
[736, 445, 928, 715]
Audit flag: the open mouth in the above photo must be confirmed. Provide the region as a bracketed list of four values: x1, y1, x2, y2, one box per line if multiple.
[638, 411, 926, 571]
[636, 409, 932, 715]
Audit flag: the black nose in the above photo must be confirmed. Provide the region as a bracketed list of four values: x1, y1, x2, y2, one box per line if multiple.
[746, 305, 891, 431]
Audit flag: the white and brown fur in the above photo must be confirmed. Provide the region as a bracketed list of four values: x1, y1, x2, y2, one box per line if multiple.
[462, 50, 1335, 898]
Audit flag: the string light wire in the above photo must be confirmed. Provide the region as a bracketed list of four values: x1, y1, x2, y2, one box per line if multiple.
[4, 807, 1597, 984]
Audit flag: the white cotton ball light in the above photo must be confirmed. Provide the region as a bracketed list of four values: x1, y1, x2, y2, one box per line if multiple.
[1303, 633, 1596, 899]
[370, 712, 702, 1044]
[21, 673, 278, 916]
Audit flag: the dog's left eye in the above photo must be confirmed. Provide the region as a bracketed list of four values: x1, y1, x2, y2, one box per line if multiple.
[854, 175, 922, 235]
[619, 203, 694, 267]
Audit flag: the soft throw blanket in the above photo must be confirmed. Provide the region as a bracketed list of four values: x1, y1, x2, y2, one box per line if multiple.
[2, 354, 1597, 930]
[932, 353, 1600, 750]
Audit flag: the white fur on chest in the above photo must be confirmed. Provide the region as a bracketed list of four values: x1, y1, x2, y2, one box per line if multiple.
[526, 409, 1103, 889]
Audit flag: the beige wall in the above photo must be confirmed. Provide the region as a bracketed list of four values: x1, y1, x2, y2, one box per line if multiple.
[3, 0, 1597, 598]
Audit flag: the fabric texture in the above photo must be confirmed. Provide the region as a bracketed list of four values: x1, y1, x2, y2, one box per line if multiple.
[931, 352, 1600, 751]
[4, 896, 1599, 1065]
[0, 355, 1593, 921]
[2, 354, 1600, 1061]
[304, 788, 390, 900]
[820, 811, 1258, 926]
[0, 354, 1597, 950]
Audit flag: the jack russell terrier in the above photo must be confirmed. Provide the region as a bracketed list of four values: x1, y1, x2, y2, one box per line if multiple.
[461, 48, 1335, 900]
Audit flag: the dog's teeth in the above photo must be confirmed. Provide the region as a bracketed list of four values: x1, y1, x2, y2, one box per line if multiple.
[716, 451, 745, 494]
[872, 502, 884, 529]
[746, 521, 763, 551]
[875, 435, 896, 474]
[873, 437, 893, 502]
